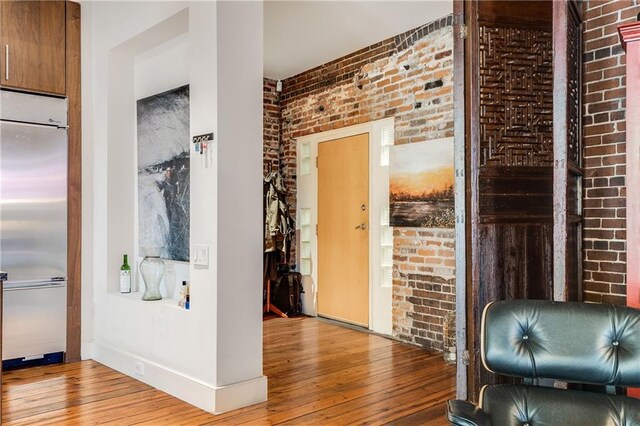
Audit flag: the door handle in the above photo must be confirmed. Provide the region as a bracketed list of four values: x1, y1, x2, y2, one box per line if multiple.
[5, 45, 9, 80]
[355, 223, 367, 230]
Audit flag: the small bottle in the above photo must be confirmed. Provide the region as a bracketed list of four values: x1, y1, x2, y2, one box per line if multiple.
[185, 282, 190, 310]
[120, 254, 132, 293]
[178, 281, 188, 308]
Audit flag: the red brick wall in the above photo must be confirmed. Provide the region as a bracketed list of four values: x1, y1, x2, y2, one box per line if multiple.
[270, 16, 455, 350]
[393, 229, 455, 348]
[263, 78, 280, 175]
[582, 0, 640, 304]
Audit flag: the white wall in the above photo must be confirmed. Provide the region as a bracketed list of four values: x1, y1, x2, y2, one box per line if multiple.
[81, 0, 265, 414]
[80, 0, 95, 361]
[134, 34, 189, 100]
[215, 1, 264, 388]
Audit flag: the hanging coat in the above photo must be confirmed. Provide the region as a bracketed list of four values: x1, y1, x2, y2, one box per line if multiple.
[264, 171, 294, 258]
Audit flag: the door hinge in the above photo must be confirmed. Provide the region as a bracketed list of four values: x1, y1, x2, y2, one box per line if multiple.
[463, 350, 470, 366]
[316, 224, 318, 236]
[316, 156, 318, 168]
[460, 24, 468, 40]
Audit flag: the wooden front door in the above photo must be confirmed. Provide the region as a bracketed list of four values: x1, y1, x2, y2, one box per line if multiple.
[317, 133, 369, 327]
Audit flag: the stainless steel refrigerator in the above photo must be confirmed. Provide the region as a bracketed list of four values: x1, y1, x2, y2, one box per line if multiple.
[0, 89, 67, 366]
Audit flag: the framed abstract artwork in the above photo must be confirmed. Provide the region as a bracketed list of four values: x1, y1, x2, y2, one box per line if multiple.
[137, 85, 190, 261]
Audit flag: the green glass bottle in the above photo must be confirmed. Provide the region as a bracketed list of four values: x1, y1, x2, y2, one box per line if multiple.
[120, 254, 131, 293]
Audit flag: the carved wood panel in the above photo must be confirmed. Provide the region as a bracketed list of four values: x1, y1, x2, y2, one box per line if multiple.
[565, 4, 583, 303]
[567, 10, 581, 167]
[479, 26, 554, 167]
[468, 2, 555, 401]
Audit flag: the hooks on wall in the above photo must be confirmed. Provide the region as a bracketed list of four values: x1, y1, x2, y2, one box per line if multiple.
[193, 132, 214, 168]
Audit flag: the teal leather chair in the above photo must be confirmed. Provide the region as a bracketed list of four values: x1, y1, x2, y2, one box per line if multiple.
[447, 300, 640, 425]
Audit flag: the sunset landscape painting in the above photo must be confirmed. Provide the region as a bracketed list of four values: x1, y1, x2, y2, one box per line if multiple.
[389, 138, 454, 228]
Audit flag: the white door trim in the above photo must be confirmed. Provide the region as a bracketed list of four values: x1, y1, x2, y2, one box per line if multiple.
[296, 118, 393, 336]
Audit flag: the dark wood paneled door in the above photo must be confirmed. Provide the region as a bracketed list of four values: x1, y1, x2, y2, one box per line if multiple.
[465, 0, 555, 401]
[0, 0, 66, 95]
[460, 0, 584, 402]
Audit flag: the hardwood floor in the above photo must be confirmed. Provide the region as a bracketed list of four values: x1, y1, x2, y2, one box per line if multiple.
[2, 317, 455, 425]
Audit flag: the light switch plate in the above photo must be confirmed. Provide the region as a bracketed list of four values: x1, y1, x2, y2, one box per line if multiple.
[193, 244, 209, 267]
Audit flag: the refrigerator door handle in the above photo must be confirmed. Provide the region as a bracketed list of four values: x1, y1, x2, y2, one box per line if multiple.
[0, 118, 69, 131]
[3, 280, 66, 291]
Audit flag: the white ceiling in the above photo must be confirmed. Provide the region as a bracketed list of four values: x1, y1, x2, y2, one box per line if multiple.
[264, 1, 453, 80]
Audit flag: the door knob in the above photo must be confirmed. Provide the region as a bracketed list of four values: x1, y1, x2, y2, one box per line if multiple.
[355, 223, 367, 230]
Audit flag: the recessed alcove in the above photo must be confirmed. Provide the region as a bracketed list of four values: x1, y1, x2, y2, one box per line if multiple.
[106, 9, 190, 298]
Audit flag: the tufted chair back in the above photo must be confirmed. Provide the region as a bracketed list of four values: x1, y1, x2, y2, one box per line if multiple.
[447, 300, 640, 426]
[481, 299, 640, 387]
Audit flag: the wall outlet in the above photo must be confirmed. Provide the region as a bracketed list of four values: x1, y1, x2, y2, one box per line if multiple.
[134, 361, 144, 376]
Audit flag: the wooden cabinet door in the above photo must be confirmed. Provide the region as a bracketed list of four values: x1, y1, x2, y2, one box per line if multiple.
[0, 1, 66, 95]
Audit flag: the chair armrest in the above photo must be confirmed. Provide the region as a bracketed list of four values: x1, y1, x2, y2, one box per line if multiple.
[446, 400, 492, 426]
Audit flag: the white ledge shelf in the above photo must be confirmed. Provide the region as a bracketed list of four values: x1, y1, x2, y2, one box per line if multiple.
[108, 291, 190, 312]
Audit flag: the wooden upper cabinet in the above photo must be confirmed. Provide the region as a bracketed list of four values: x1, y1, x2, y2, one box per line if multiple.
[0, 1, 66, 95]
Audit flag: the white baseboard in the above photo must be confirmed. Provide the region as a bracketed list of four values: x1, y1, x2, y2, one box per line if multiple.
[301, 276, 317, 316]
[214, 375, 269, 414]
[81, 340, 94, 361]
[91, 340, 267, 414]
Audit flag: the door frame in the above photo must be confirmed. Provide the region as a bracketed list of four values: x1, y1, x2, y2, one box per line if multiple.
[453, 0, 467, 400]
[296, 118, 393, 335]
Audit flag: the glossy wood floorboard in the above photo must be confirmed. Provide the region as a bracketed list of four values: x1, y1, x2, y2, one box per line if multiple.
[2, 317, 455, 425]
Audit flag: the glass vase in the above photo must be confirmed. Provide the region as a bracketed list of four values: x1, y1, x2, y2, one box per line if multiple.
[442, 311, 456, 365]
[140, 255, 164, 301]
